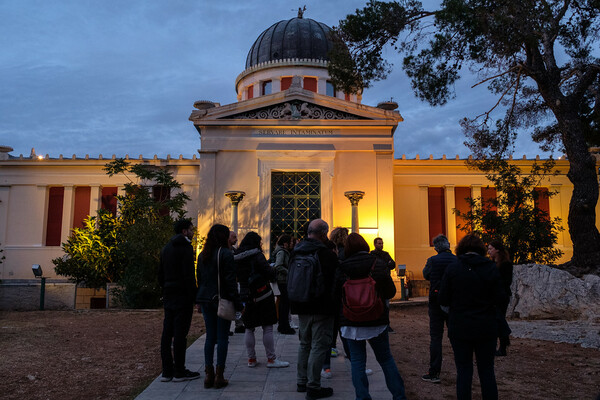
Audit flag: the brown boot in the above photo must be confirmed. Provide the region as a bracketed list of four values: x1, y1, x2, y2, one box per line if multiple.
[204, 366, 215, 389]
[214, 365, 229, 388]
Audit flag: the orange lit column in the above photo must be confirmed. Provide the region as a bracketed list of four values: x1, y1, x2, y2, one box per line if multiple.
[60, 185, 74, 243]
[89, 184, 101, 219]
[344, 191, 365, 233]
[225, 191, 245, 234]
[444, 185, 457, 247]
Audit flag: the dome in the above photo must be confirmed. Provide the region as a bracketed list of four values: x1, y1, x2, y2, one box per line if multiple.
[245, 17, 334, 69]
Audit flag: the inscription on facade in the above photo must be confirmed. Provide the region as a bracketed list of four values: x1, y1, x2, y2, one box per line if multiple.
[254, 129, 339, 136]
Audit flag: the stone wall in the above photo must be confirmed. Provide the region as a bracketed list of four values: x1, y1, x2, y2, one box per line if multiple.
[508, 264, 600, 321]
[0, 279, 76, 310]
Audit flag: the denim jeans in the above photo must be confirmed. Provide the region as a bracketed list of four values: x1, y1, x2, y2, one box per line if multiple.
[201, 301, 231, 368]
[450, 337, 498, 400]
[297, 314, 334, 389]
[346, 330, 407, 400]
[160, 304, 193, 375]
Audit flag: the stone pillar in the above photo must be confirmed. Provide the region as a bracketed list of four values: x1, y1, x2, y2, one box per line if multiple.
[89, 184, 101, 219]
[61, 185, 74, 242]
[444, 185, 456, 246]
[224, 191, 245, 234]
[344, 191, 365, 233]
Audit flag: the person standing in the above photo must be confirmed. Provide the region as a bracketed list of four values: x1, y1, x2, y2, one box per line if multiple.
[439, 234, 506, 400]
[196, 224, 242, 389]
[290, 219, 338, 400]
[421, 234, 457, 383]
[158, 219, 200, 382]
[339, 233, 407, 400]
[487, 240, 513, 356]
[272, 233, 296, 334]
[234, 231, 290, 368]
[370, 237, 396, 334]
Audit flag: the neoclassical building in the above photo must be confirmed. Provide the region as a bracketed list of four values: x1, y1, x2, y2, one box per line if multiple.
[0, 14, 592, 309]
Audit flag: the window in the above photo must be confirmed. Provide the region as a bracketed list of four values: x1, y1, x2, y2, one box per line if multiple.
[303, 77, 317, 92]
[247, 85, 254, 99]
[262, 80, 272, 95]
[345, 93, 351, 101]
[482, 187, 497, 214]
[72, 186, 91, 229]
[534, 187, 550, 219]
[428, 187, 446, 245]
[326, 81, 336, 97]
[153, 185, 171, 216]
[281, 77, 292, 90]
[454, 187, 472, 242]
[46, 187, 64, 246]
[101, 187, 118, 216]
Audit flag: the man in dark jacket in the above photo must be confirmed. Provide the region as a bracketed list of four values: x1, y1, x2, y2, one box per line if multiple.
[421, 234, 457, 384]
[370, 237, 396, 333]
[158, 219, 200, 382]
[289, 219, 338, 400]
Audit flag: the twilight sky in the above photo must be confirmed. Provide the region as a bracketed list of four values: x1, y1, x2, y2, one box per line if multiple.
[0, 0, 550, 159]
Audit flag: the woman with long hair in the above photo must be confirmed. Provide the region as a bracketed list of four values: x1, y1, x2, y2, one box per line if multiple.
[338, 233, 407, 400]
[439, 234, 506, 400]
[234, 231, 289, 368]
[196, 224, 241, 389]
[487, 239, 513, 356]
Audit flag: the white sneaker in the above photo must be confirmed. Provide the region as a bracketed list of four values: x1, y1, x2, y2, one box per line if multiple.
[321, 368, 332, 379]
[366, 368, 373, 376]
[290, 321, 299, 329]
[266, 358, 289, 368]
[248, 358, 257, 367]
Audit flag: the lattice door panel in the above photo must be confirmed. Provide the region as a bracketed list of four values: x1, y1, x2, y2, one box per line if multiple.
[270, 171, 321, 252]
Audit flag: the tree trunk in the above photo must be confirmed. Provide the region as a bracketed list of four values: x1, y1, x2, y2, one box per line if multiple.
[559, 112, 600, 276]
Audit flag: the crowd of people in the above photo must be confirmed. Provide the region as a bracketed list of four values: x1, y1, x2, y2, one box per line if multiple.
[158, 218, 513, 400]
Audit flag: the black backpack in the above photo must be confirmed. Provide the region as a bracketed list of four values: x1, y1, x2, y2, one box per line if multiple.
[287, 250, 324, 303]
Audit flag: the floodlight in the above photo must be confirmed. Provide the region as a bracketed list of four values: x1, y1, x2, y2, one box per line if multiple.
[32, 264, 43, 277]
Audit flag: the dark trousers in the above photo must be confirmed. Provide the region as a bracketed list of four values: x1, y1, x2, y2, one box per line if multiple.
[277, 283, 292, 330]
[428, 301, 448, 375]
[160, 304, 194, 375]
[450, 337, 498, 400]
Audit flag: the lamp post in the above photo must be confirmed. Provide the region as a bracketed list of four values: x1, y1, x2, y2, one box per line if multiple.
[32, 264, 45, 310]
[344, 191, 365, 233]
[224, 191, 246, 234]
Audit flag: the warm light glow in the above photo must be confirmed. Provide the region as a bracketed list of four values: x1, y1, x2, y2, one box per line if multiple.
[37, 155, 44, 160]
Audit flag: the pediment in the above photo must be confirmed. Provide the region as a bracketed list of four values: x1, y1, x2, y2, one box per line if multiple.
[219, 99, 366, 120]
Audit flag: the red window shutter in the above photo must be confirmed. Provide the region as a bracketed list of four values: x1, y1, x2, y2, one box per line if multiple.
[303, 77, 317, 92]
[72, 186, 91, 229]
[482, 187, 497, 214]
[247, 85, 254, 99]
[46, 187, 64, 246]
[534, 187, 550, 219]
[454, 187, 472, 242]
[281, 77, 292, 90]
[101, 187, 118, 216]
[428, 187, 446, 245]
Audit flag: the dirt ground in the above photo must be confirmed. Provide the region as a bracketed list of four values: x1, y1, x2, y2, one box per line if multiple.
[1, 305, 598, 400]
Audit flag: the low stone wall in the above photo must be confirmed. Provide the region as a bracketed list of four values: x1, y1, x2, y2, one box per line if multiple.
[0, 279, 76, 310]
[508, 264, 600, 321]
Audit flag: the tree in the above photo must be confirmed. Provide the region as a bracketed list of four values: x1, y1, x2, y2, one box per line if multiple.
[454, 158, 564, 265]
[328, 0, 600, 275]
[53, 159, 191, 308]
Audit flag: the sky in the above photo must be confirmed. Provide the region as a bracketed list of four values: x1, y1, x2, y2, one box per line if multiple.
[0, 0, 551, 160]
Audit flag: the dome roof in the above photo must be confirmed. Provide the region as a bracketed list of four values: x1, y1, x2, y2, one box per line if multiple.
[245, 17, 334, 69]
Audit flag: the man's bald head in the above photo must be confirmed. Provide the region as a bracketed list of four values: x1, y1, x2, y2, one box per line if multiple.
[307, 219, 329, 243]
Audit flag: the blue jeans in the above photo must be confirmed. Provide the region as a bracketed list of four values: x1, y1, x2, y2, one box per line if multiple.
[201, 301, 230, 368]
[346, 330, 407, 400]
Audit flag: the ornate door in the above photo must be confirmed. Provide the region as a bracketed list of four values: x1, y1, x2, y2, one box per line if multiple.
[270, 171, 321, 252]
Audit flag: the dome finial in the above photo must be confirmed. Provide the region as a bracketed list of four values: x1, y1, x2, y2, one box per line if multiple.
[297, 5, 306, 18]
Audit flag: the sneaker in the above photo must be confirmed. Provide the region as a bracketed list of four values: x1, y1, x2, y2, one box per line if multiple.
[330, 348, 339, 357]
[421, 373, 441, 383]
[248, 358, 257, 367]
[365, 368, 373, 376]
[297, 383, 307, 392]
[290, 321, 299, 329]
[173, 369, 200, 382]
[267, 358, 290, 368]
[160, 373, 173, 382]
[278, 327, 296, 335]
[306, 386, 334, 399]
[321, 368, 332, 379]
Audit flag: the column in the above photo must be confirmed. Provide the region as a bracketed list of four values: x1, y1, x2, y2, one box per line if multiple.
[89, 184, 101, 219]
[61, 185, 74, 242]
[418, 185, 430, 247]
[272, 77, 282, 93]
[550, 184, 566, 246]
[471, 184, 482, 232]
[317, 77, 327, 94]
[224, 191, 245, 234]
[444, 185, 457, 246]
[344, 191, 365, 233]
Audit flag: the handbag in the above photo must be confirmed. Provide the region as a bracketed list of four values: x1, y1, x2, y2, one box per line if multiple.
[216, 248, 236, 321]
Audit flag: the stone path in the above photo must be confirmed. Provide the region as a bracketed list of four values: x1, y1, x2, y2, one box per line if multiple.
[135, 315, 398, 400]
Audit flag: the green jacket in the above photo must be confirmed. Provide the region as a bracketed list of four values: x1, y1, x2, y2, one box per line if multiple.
[272, 245, 290, 284]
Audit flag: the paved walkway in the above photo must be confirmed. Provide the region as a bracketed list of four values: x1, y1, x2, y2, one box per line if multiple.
[136, 299, 428, 400]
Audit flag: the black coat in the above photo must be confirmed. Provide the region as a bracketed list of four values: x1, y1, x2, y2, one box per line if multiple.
[289, 238, 339, 316]
[159, 234, 197, 308]
[235, 248, 277, 328]
[439, 253, 507, 340]
[370, 249, 396, 271]
[195, 247, 241, 310]
[423, 250, 457, 303]
[337, 251, 396, 327]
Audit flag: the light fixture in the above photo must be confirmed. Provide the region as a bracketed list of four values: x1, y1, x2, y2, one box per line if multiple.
[32, 264, 43, 277]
